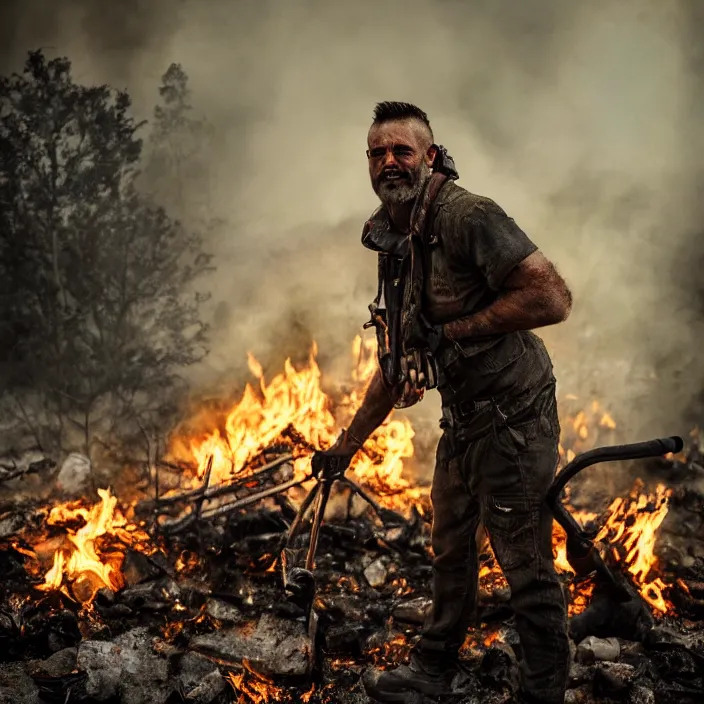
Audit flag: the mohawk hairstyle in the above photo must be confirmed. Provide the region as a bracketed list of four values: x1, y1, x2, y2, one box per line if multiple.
[372, 101, 433, 139]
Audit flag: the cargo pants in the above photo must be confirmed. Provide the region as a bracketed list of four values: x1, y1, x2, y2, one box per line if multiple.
[415, 386, 570, 704]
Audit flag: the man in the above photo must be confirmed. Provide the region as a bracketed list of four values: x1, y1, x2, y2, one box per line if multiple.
[316, 102, 573, 703]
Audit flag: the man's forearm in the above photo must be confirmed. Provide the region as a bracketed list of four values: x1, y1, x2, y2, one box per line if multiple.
[346, 369, 398, 448]
[445, 252, 572, 341]
[444, 286, 568, 340]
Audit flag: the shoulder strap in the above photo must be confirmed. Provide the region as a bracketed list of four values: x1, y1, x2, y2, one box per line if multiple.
[400, 170, 452, 350]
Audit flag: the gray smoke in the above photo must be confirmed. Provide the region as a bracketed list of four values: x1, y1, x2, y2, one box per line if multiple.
[2, 0, 703, 440]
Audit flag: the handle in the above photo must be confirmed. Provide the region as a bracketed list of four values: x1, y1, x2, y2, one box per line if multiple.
[547, 436, 683, 507]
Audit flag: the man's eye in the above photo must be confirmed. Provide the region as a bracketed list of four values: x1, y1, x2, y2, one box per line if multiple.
[393, 148, 413, 158]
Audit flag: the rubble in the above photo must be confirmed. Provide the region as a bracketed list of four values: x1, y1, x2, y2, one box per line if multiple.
[392, 596, 432, 625]
[55, 452, 92, 495]
[77, 628, 171, 703]
[189, 613, 315, 677]
[576, 635, 621, 663]
[0, 662, 39, 704]
[204, 598, 244, 624]
[0, 434, 703, 703]
[363, 558, 388, 588]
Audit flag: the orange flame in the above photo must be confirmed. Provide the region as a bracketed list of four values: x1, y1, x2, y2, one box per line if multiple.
[27, 339, 676, 621]
[171, 336, 419, 510]
[35, 488, 148, 603]
[592, 481, 672, 612]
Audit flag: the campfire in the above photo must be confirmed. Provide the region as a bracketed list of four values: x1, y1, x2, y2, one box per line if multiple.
[1, 337, 703, 704]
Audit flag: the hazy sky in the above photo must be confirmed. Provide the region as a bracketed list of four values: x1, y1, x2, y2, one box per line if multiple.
[2, 0, 702, 438]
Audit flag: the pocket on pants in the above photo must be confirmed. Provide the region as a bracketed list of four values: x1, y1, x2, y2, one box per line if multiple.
[483, 496, 535, 571]
[491, 422, 530, 461]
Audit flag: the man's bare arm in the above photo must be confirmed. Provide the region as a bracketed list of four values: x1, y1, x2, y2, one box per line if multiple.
[343, 369, 399, 450]
[444, 251, 572, 340]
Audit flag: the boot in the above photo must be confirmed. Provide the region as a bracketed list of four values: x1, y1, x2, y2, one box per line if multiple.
[362, 652, 473, 703]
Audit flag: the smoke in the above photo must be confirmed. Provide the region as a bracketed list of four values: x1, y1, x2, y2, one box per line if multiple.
[2, 0, 703, 438]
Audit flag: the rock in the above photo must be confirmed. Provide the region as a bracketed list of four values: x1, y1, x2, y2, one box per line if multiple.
[479, 645, 519, 692]
[178, 652, 220, 692]
[120, 582, 158, 608]
[0, 513, 25, 539]
[189, 613, 314, 677]
[77, 627, 171, 703]
[592, 661, 636, 697]
[122, 549, 163, 586]
[568, 662, 593, 687]
[316, 594, 366, 621]
[392, 597, 431, 625]
[184, 669, 227, 703]
[644, 624, 688, 648]
[325, 623, 367, 654]
[205, 598, 243, 624]
[56, 452, 92, 495]
[29, 647, 77, 678]
[364, 559, 388, 588]
[96, 588, 115, 605]
[176, 652, 225, 703]
[103, 603, 133, 618]
[628, 683, 656, 704]
[575, 635, 620, 664]
[0, 662, 40, 704]
[564, 686, 591, 704]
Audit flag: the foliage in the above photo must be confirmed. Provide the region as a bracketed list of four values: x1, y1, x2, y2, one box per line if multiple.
[0, 50, 212, 458]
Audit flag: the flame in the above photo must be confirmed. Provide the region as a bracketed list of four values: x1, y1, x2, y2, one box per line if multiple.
[171, 336, 419, 510]
[171, 338, 676, 615]
[225, 668, 315, 703]
[548, 484, 672, 614]
[34, 488, 149, 603]
[592, 480, 672, 612]
[24, 339, 676, 621]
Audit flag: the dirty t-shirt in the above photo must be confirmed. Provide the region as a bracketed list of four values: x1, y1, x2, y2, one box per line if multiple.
[362, 180, 555, 410]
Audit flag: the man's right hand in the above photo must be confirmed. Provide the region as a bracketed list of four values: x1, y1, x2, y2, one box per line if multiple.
[395, 348, 438, 408]
[310, 430, 362, 479]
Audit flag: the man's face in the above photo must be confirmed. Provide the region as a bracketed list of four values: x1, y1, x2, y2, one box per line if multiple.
[367, 120, 435, 206]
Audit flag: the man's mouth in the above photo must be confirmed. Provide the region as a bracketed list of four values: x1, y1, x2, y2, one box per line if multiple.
[381, 171, 408, 182]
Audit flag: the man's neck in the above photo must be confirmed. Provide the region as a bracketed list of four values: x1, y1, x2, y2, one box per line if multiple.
[386, 201, 414, 234]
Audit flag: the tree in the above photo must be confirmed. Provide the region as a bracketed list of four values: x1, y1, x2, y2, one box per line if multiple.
[0, 50, 212, 459]
[143, 62, 216, 224]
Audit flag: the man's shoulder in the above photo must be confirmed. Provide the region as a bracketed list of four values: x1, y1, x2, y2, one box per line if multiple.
[436, 182, 504, 222]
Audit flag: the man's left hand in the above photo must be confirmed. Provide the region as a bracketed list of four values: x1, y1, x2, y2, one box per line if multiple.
[310, 430, 361, 478]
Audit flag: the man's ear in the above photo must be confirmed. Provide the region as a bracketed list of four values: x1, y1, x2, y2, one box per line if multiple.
[426, 143, 438, 168]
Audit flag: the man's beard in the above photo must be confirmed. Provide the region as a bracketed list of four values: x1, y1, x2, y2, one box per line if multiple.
[375, 161, 431, 206]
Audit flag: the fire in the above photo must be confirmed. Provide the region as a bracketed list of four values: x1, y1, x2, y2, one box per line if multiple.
[225, 668, 315, 703]
[34, 488, 149, 603]
[171, 338, 675, 615]
[592, 480, 672, 612]
[548, 482, 673, 614]
[367, 633, 413, 667]
[22, 337, 677, 621]
[558, 398, 618, 464]
[171, 336, 419, 510]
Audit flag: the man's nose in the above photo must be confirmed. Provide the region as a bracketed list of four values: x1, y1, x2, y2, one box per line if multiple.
[381, 151, 399, 169]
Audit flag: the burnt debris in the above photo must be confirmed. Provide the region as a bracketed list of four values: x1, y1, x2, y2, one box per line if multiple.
[0, 441, 702, 704]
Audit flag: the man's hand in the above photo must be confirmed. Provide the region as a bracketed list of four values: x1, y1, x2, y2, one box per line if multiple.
[395, 347, 439, 408]
[311, 429, 362, 479]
